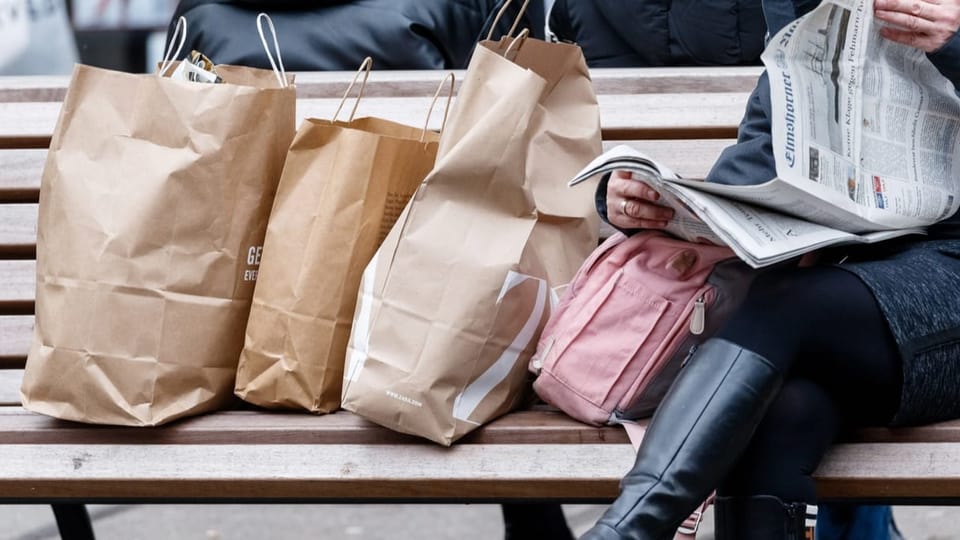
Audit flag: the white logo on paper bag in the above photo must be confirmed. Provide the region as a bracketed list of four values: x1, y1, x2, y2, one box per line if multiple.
[452, 271, 548, 424]
[345, 252, 379, 383]
[385, 390, 423, 408]
[243, 245, 263, 281]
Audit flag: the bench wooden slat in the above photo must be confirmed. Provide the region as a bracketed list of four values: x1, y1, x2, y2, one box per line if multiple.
[0, 260, 33, 313]
[0, 442, 632, 501]
[0, 67, 763, 103]
[0, 94, 750, 149]
[0, 370, 21, 406]
[0, 440, 957, 502]
[0, 204, 36, 257]
[0, 316, 30, 365]
[817, 443, 960, 500]
[0, 406, 630, 446]
[0, 140, 734, 204]
[0, 149, 45, 202]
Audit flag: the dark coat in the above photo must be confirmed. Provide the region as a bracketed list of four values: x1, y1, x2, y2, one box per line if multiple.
[707, 1, 960, 426]
[548, 0, 766, 67]
[167, 0, 545, 70]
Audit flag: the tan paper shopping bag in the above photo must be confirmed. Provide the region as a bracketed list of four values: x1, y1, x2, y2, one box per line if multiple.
[341, 9, 602, 445]
[235, 64, 452, 413]
[20, 16, 296, 426]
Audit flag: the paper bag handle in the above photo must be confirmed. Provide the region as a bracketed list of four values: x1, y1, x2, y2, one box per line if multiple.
[502, 28, 530, 59]
[332, 57, 373, 123]
[256, 13, 288, 88]
[420, 73, 455, 143]
[158, 16, 187, 77]
[158, 13, 288, 88]
[485, 0, 531, 41]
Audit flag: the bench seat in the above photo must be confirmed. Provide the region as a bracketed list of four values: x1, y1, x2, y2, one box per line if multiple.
[1, 66, 958, 508]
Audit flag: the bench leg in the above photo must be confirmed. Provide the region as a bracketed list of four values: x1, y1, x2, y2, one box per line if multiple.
[502, 503, 574, 540]
[51, 504, 96, 540]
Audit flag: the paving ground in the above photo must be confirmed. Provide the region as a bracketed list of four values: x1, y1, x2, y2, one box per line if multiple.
[3, 503, 960, 539]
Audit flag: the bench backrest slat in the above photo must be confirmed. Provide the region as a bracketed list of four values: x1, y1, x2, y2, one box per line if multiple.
[0, 204, 36, 257]
[0, 67, 764, 103]
[0, 140, 736, 202]
[0, 316, 30, 364]
[0, 260, 33, 314]
[0, 95, 751, 149]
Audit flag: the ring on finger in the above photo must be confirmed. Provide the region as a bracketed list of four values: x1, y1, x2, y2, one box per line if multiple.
[620, 198, 629, 216]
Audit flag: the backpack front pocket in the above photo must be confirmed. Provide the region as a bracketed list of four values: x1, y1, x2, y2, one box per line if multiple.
[541, 268, 670, 408]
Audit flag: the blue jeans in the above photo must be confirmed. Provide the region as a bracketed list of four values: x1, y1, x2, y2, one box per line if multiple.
[817, 505, 904, 540]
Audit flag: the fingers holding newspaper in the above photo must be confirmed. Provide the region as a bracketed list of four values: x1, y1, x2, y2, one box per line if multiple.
[874, 0, 960, 52]
[607, 170, 675, 230]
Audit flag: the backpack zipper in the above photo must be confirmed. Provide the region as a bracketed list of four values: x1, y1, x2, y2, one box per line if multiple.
[613, 285, 715, 413]
[690, 294, 706, 335]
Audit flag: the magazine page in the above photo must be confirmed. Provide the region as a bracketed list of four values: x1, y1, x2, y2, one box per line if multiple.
[764, 0, 960, 229]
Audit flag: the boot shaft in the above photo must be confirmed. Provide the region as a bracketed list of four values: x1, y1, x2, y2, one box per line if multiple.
[714, 495, 816, 540]
[580, 339, 785, 540]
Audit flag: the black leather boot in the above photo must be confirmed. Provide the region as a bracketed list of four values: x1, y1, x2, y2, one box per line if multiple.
[714, 495, 815, 540]
[580, 339, 784, 540]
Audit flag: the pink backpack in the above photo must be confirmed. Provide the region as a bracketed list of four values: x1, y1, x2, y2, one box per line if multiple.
[530, 230, 755, 426]
[529, 230, 756, 539]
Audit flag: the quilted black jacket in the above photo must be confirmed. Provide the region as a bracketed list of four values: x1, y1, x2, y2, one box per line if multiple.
[548, 0, 766, 67]
[166, 0, 544, 70]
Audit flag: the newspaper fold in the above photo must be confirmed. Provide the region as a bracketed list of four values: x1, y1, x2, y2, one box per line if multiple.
[570, 0, 960, 268]
[570, 146, 922, 268]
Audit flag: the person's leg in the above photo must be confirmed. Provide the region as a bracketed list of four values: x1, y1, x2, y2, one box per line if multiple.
[501, 503, 575, 540]
[815, 504, 903, 540]
[720, 379, 840, 502]
[714, 379, 837, 540]
[712, 268, 903, 539]
[581, 267, 902, 540]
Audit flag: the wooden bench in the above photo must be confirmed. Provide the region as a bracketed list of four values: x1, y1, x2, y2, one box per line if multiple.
[1, 66, 960, 524]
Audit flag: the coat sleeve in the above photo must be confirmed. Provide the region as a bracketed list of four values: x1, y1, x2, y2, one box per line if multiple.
[704, 71, 779, 186]
[927, 31, 960, 90]
[595, 70, 779, 234]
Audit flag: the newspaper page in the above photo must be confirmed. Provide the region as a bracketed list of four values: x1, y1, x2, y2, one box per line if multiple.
[569, 146, 922, 267]
[764, 0, 960, 230]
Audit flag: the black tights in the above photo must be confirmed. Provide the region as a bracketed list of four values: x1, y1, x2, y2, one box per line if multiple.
[716, 266, 903, 503]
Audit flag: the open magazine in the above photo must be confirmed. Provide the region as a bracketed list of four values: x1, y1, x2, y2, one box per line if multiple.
[570, 0, 960, 268]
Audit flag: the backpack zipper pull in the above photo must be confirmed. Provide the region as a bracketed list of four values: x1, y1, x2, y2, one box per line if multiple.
[531, 337, 554, 374]
[690, 295, 706, 335]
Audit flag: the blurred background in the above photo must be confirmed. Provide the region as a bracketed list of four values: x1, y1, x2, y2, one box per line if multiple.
[0, 0, 177, 75]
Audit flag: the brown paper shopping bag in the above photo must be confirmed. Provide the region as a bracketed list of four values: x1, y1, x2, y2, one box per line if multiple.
[20, 15, 296, 426]
[235, 61, 452, 413]
[341, 2, 602, 445]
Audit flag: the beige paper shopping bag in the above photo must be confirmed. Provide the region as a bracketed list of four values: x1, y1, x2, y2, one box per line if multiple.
[341, 6, 602, 445]
[235, 63, 452, 413]
[20, 16, 296, 426]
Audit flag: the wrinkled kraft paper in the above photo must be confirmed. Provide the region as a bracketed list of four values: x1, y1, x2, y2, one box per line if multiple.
[235, 116, 440, 412]
[342, 36, 602, 445]
[21, 63, 295, 426]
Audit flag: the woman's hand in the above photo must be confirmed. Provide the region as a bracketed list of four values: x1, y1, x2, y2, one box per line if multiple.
[605, 170, 675, 230]
[875, 0, 960, 52]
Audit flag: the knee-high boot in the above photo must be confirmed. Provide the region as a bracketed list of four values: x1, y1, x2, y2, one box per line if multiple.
[714, 495, 815, 540]
[580, 338, 784, 540]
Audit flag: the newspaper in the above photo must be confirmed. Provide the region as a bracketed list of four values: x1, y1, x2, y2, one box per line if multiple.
[569, 0, 960, 268]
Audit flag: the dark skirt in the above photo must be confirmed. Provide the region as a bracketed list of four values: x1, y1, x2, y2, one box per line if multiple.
[842, 238, 960, 426]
